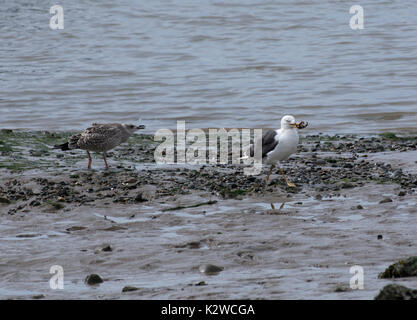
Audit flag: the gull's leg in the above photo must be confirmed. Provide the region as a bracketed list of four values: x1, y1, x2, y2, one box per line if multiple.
[265, 164, 275, 183]
[103, 152, 109, 169]
[278, 167, 296, 188]
[270, 202, 285, 210]
[87, 151, 92, 170]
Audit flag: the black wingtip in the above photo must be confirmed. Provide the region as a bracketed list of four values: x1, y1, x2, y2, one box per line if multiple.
[53, 142, 70, 151]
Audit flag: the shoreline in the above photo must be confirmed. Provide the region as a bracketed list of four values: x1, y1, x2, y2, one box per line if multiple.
[0, 130, 416, 299]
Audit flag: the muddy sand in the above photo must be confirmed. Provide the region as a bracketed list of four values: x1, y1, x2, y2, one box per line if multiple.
[0, 130, 416, 299]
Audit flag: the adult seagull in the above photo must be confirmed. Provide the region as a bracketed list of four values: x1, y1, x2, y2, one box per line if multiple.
[250, 115, 307, 187]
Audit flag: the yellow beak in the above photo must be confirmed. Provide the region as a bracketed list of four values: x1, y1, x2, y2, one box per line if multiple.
[291, 123, 298, 128]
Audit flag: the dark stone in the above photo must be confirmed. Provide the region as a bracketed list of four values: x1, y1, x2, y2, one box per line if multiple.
[122, 286, 139, 293]
[379, 256, 417, 278]
[375, 284, 417, 300]
[134, 193, 148, 202]
[377, 235, 383, 240]
[199, 264, 224, 275]
[314, 194, 322, 200]
[102, 245, 113, 252]
[341, 182, 355, 189]
[0, 197, 11, 204]
[29, 200, 41, 206]
[379, 197, 393, 204]
[84, 274, 104, 285]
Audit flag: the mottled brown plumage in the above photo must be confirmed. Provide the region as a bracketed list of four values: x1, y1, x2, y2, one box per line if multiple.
[54, 122, 145, 169]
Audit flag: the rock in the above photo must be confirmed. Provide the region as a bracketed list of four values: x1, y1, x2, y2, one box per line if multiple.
[29, 150, 43, 157]
[32, 294, 45, 299]
[30, 200, 41, 206]
[122, 286, 139, 293]
[375, 284, 417, 300]
[379, 256, 417, 278]
[333, 284, 351, 292]
[356, 205, 364, 210]
[0, 197, 11, 204]
[199, 264, 224, 275]
[398, 191, 406, 196]
[66, 226, 87, 232]
[341, 182, 355, 189]
[379, 197, 393, 204]
[377, 235, 383, 240]
[126, 178, 137, 184]
[134, 193, 148, 202]
[102, 245, 113, 252]
[84, 274, 104, 285]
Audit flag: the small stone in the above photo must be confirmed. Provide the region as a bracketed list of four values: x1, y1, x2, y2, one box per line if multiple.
[29, 150, 43, 157]
[0, 197, 11, 204]
[398, 191, 406, 196]
[32, 294, 45, 299]
[333, 284, 351, 292]
[375, 284, 417, 300]
[341, 182, 355, 189]
[30, 200, 41, 206]
[199, 264, 223, 275]
[356, 205, 364, 210]
[122, 286, 139, 293]
[379, 197, 393, 204]
[102, 245, 113, 252]
[126, 178, 136, 184]
[187, 241, 201, 249]
[377, 235, 383, 240]
[85, 274, 103, 285]
[134, 193, 148, 202]
[66, 226, 87, 232]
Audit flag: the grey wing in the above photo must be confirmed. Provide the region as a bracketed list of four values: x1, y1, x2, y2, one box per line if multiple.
[78, 125, 123, 150]
[261, 129, 279, 157]
[250, 129, 278, 158]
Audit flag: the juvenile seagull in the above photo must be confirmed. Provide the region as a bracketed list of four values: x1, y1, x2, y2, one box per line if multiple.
[251, 115, 305, 187]
[54, 122, 145, 169]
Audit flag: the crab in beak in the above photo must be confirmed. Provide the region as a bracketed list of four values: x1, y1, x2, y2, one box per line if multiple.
[294, 121, 309, 129]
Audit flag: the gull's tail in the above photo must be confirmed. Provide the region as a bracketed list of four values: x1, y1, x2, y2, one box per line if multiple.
[53, 133, 81, 151]
[53, 142, 70, 151]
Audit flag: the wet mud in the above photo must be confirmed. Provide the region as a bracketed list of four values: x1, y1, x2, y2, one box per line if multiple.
[0, 130, 416, 299]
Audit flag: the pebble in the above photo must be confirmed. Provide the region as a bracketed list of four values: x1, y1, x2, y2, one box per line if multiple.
[84, 274, 104, 285]
[122, 286, 139, 293]
[199, 264, 224, 275]
[379, 197, 393, 204]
